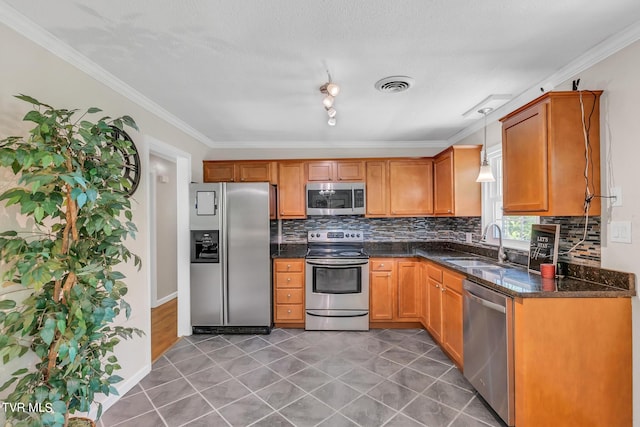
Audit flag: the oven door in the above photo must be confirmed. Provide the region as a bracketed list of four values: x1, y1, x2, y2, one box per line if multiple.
[305, 258, 369, 310]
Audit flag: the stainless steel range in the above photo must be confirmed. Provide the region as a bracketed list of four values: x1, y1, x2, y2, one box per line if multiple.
[305, 230, 369, 331]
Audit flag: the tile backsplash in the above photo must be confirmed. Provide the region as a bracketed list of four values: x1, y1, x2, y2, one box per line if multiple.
[273, 215, 601, 266]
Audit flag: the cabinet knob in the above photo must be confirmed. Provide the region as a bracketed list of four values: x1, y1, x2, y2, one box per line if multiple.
[287, 309, 292, 314]
[287, 277, 291, 282]
[387, 273, 391, 277]
[241, 178, 245, 181]
[448, 209, 452, 213]
[441, 288, 446, 292]
[379, 263, 384, 267]
[287, 293, 291, 298]
[287, 264, 291, 269]
[435, 284, 440, 288]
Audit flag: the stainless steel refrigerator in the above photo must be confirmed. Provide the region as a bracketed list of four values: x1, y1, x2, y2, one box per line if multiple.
[189, 182, 271, 334]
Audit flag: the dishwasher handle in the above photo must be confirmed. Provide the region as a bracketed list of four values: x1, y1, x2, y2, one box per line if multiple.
[464, 289, 506, 314]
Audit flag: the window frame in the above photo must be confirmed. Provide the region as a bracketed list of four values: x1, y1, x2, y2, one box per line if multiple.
[481, 145, 537, 251]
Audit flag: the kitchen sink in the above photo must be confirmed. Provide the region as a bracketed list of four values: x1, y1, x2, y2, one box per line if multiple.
[446, 258, 504, 269]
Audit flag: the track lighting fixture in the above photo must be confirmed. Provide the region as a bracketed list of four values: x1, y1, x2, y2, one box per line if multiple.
[320, 71, 340, 126]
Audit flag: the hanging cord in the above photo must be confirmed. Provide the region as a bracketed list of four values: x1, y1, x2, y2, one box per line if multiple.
[559, 89, 596, 255]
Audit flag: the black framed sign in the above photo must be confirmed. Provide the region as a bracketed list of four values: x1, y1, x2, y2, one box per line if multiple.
[528, 224, 560, 274]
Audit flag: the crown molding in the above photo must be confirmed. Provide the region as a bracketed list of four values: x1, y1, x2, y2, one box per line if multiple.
[206, 140, 449, 149]
[449, 19, 640, 144]
[0, 2, 216, 148]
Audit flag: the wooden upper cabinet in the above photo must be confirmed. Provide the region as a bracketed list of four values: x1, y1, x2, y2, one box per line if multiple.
[203, 161, 236, 182]
[203, 161, 276, 184]
[336, 161, 364, 181]
[237, 162, 275, 183]
[307, 161, 334, 181]
[500, 91, 602, 216]
[434, 146, 481, 216]
[306, 160, 364, 181]
[365, 161, 388, 217]
[278, 162, 306, 219]
[389, 159, 434, 216]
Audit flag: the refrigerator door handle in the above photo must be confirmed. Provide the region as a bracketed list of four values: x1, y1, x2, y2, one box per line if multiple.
[221, 185, 229, 325]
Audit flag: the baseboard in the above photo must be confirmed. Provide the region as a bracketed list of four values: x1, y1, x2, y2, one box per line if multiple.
[93, 364, 151, 417]
[152, 292, 177, 308]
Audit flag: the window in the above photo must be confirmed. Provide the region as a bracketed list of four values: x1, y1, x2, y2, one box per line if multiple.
[481, 146, 538, 250]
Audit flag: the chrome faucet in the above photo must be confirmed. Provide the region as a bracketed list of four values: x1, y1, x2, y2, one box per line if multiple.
[481, 222, 508, 264]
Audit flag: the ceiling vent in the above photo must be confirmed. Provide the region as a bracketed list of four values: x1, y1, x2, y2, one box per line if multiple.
[374, 76, 415, 93]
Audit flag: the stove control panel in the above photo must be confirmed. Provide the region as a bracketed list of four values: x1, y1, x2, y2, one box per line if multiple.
[308, 229, 364, 243]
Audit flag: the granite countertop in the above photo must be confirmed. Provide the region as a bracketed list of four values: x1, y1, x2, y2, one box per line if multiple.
[272, 241, 636, 299]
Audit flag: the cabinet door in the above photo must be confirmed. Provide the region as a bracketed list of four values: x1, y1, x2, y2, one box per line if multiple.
[397, 261, 420, 319]
[433, 150, 454, 215]
[389, 160, 434, 216]
[503, 102, 549, 212]
[336, 161, 364, 181]
[365, 161, 388, 217]
[442, 271, 464, 366]
[307, 161, 334, 181]
[420, 262, 429, 327]
[237, 162, 272, 182]
[278, 162, 306, 219]
[203, 162, 235, 182]
[370, 270, 395, 321]
[427, 278, 443, 342]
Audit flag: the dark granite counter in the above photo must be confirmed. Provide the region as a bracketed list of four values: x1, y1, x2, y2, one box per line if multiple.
[273, 241, 635, 299]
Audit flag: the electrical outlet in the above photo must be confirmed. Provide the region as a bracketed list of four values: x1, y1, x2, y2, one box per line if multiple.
[465, 232, 473, 243]
[611, 187, 622, 207]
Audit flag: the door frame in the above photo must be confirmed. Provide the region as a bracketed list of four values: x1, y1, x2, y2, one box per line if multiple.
[145, 135, 192, 337]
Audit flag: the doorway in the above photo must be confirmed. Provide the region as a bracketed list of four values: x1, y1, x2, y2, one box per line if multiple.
[146, 136, 191, 361]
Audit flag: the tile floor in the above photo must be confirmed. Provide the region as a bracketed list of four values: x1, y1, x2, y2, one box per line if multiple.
[99, 328, 506, 427]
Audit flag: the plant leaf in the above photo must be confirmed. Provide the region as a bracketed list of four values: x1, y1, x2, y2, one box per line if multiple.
[0, 300, 16, 309]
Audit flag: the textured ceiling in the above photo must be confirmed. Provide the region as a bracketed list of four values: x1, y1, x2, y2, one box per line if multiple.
[3, 0, 640, 150]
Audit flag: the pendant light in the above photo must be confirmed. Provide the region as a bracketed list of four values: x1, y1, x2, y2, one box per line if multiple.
[320, 70, 340, 126]
[476, 107, 496, 182]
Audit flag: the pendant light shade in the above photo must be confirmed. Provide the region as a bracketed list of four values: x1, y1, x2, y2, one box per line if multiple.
[476, 162, 495, 182]
[476, 107, 496, 183]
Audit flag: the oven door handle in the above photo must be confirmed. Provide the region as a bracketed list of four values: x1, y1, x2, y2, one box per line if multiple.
[305, 259, 369, 266]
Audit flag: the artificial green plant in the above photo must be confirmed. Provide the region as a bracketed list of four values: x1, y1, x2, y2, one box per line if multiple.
[0, 95, 143, 427]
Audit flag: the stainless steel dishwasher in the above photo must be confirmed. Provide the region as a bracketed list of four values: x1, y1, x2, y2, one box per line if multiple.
[463, 279, 514, 426]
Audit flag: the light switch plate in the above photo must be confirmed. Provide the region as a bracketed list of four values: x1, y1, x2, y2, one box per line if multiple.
[610, 221, 632, 243]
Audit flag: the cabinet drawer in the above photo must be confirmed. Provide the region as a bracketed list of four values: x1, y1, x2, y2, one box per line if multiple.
[428, 264, 443, 282]
[371, 260, 394, 271]
[274, 260, 304, 272]
[443, 270, 463, 293]
[276, 289, 303, 304]
[276, 304, 303, 321]
[275, 272, 304, 288]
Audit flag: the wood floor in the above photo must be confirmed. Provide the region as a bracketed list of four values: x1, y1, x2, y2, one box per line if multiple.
[151, 298, 179, 361]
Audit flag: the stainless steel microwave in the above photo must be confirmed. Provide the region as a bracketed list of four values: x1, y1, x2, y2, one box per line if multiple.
[306, 182, 366, 216]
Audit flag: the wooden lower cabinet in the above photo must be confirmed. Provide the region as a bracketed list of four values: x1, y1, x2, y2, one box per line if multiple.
[273, 259, 305, 326]
[370, 258, 421, 323]
[513, 297, 632, 426]
[420, 261, 463, 367]
[441, 270, 464, 366]
[370, 259, 395, 321]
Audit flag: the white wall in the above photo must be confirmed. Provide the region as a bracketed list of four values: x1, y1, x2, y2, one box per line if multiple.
[150, 154, 178, 302]
[0, 21, 210, 413]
